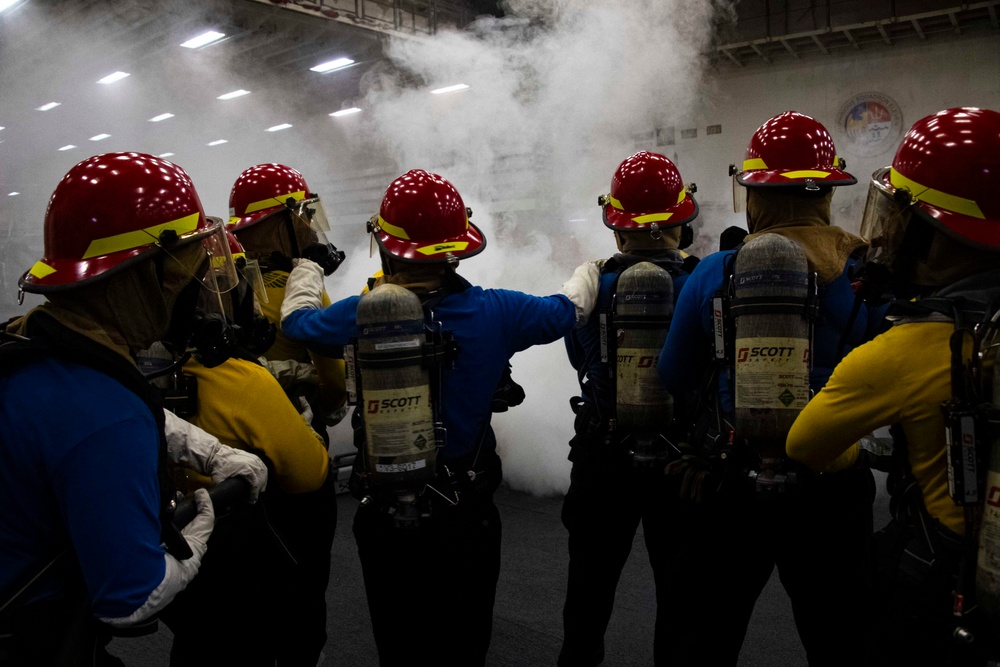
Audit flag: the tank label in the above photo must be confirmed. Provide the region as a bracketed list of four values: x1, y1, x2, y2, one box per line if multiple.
[363, 386, 435, 457]
[617, 346, 670, 406]
[977, 468, 1000, 607]
[734, 336, 810, 410]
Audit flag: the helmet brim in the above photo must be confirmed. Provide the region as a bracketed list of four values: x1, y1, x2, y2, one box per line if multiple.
[603, 195, 698, 231]
[375, 219, 487, 263]
[20, 217, 223, 293]
[736, 168, 857, 188]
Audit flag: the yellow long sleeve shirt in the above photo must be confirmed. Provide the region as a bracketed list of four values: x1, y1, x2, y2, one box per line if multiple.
[787, 321, 964, 534]
[183, 357, 329, 494]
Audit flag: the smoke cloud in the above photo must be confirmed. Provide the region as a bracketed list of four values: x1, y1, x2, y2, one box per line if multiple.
[337, 0, 728, 495]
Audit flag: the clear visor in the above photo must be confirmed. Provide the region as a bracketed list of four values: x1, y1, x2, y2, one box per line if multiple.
[860, 168, 910, 267]
[238, 257, 268, 305]
[185, 221, 239, 295]
[732, 173, 747, 213]
[293, 197, 331, 234]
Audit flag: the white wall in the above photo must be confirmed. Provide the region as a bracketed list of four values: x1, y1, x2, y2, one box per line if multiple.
[651, 32, 1000, 259]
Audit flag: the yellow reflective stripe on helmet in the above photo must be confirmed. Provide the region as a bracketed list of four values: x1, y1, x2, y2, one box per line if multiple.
[377, 215, 410, 240]
[82, 212, 201, 259]
[227, 216, 241, 225]
[28, 261, 56, 279]
[416, 241, 469, 256]
[677, 190, 686, 204]
[743, 158, 768, 171]
[632, 212, 674, 225]
[890, 168, 985, 219]
[781, 170, 832, 179]
[243, 190, 306, 215]
[607, 195, 625, 210]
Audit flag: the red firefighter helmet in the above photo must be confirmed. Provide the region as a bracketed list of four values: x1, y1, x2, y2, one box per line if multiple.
[19, 152, 224, 292]
[601, 151, 698, 231]
[229, 163, 317, 230]
[735, 111, 856, 188]
[876, 107, 1000, 249]
[369, 169, 486, 263]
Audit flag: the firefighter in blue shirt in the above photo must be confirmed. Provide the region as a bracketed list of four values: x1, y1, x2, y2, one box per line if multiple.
[656, 112, 885, 665]
[559, 151, 699, 666]
[280, 169, 601, 667]
[0, 153, 264, 665]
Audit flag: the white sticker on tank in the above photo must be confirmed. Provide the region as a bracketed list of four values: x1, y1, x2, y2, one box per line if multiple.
[734, 336, 810, 410]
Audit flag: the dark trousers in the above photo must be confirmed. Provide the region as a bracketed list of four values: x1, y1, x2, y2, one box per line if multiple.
[559, 452, 679, 667]
[163, 473, 338, 667]
[352, 451, 502, 667]
[872, 519, 994, 666]
[661, 466, 876, 666]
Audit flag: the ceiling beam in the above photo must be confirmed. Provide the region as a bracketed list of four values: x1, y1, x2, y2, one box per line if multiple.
[810, 34, 829, 55]
[778, 38, 799, 58]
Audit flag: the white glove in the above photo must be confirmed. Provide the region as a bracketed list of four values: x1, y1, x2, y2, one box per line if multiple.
[100, 488, 215, 628]
[180, 487, 215, 559]
[259, 357, 319, 391]
[297, 395, 315, 428]
[559, 260, 602, 326]
[280, 258, 326, 321]
[163, 411, 268, 502]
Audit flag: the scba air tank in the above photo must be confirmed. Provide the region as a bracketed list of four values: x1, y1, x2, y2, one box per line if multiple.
[975, 353, 1000, 630]
[732, 234, 811, 465]
[355, 283, 437, 491]
[613, 261, 674, 431]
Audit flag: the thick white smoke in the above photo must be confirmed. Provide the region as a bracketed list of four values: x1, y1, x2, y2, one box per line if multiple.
[340, 0, 728, 495]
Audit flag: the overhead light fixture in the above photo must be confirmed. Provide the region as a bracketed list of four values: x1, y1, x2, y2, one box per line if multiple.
[207, 139, 228, 146]
[0, 126, 5, 131]
[430, 84, 470, 95]
[8, 192, 19, 196]
[158, 152, 175, 158]
[217, 89, 250, 100]
[89, 134, 111, 141]
[330, 107, 361, 118]
[181, 31, 225, 49]
[149, 113, 175, 122]
[310, 58, 354, 73]
[36, 102, 61, 111]
[0, 0, 21, 13]
[266, 123, 293, 132]
[58, 145, 76, 151]
[97, 71, 130, 85]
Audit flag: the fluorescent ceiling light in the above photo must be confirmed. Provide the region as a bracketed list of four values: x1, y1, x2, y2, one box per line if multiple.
[430, 84, 470, 95]
[0, 0, 21, 12]
[149, 113, 175, 122]
[217, 89, 250, 100]
[0, 127, 4, 131]
[158, 152, 175, 158]
[330, 107, 361, 117]
[8, 192, 19, 196]
[58, 144, 76, 151]
[89, 134, 111, 141]
[266, 123, 292, 132]
[97, 71, 130, 85]
[207, 139, 228, 146]
[36, 102, 60, 111]
[181, 31, 225, 49]
[310, 58, 354, 73]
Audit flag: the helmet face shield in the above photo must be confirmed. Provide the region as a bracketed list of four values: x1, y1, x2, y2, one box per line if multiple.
[860, 168, 911, 271]
[732, 171, 747, 213]
[180, 220, 239, 297]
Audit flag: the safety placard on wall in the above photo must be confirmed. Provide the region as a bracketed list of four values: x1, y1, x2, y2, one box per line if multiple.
[363, 386, 435, 457]
[734, 336, 810, 410]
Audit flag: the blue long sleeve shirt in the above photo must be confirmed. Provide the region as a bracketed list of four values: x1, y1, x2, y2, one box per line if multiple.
[658, 248, 885, 418]
[283, 283, 577, 462]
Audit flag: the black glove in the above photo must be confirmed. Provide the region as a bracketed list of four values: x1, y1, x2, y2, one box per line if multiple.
[491, 365, 525, 412]
[302, 242, 346, 276]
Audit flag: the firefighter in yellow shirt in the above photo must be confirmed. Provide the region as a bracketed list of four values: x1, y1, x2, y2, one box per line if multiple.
[787, 107, 1000, 666]
[228, 163, 349, 436]
[159, 231, 337, 667]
